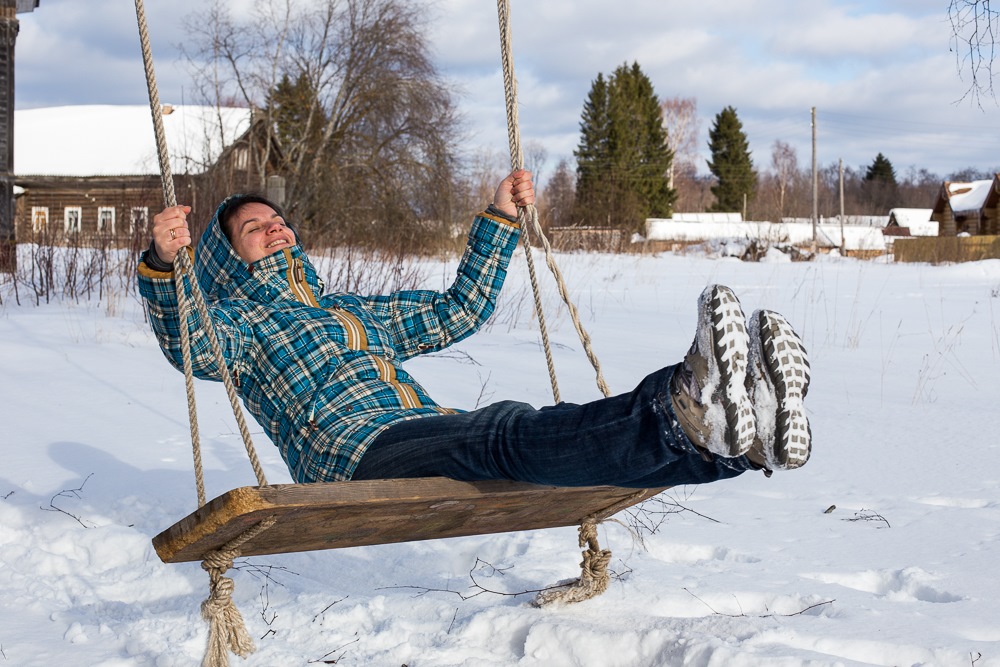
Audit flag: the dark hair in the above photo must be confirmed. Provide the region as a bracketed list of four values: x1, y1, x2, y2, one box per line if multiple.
[216, 193, 289, 246]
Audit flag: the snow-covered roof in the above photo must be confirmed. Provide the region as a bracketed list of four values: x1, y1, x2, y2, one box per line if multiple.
[645, 219, 890, 251]
[888, 208, 932, 226]
[785, 216, 889, 227]
[671, 212, 743, 223]
[14, 105, 253, 177]
[946, 179, 993, 213]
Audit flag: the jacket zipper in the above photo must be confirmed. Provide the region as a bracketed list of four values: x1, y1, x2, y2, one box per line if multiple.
[286, 254, 319, 306]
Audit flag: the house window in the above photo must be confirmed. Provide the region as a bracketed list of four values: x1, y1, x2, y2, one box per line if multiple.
[31, 206, 49, 232]
[130, 207, 149, 233]
[98, 207, 116, 233]
[233, 146, 249, 171]
[64, 207, 82, 234]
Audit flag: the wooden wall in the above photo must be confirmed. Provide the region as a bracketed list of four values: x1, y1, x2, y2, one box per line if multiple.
[14, 175, 197, 249]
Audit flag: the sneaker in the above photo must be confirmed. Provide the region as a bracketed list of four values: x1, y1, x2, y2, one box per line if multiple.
[747, 310, 811, 469]
[671, 285, 756, 457]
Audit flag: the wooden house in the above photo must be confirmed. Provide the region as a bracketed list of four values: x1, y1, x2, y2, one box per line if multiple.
[884, 208, 937, 237]
[13, 104, 280, 250]
[931, 174, 1000, 236]
[0, 0, 42, 271]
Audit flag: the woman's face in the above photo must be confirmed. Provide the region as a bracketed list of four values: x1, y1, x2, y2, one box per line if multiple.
[226, 202, 297, 263]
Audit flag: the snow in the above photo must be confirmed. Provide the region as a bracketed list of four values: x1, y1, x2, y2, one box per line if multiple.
[888, 209, 933, 229]
[902, 220, 940, 237]
[947, 180, 994, 215]
[3, 247, 1000, 666]
[645, 219, 891, 252]
[14, 105, 252, 177]
[670, 213, 744, 224]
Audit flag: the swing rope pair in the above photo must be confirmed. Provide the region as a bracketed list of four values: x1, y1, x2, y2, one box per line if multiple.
[134, 0, 627, 663]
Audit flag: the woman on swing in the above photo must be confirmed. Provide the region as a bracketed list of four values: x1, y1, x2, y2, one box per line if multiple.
[138, 170, 811, 489]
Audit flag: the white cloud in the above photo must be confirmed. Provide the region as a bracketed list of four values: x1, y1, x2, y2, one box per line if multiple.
[12, 0, 1000, 178]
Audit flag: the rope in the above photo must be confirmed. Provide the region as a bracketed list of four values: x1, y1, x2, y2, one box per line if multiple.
[134, 2, 275, 664]
[495, 0, 611, 400]
[532, 517, 611, 607]
[199, 516, 278, 667]
[496, 0, 629, 607]
[532, 487, 649, 606]
[134, 0, 268, 503]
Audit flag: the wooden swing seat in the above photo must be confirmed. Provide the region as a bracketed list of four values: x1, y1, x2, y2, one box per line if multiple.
[153, 477, 666, 564]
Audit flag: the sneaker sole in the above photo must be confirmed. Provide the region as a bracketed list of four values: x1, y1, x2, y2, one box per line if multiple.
[754, 310, 811, 468]
[702, 285, 756, 456]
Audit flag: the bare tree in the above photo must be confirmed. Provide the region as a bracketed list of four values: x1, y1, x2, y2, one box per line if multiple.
[538, 158, 576, 230]
[181, 0, 462, 252]
[522, 141, 549, 188]
[949, 0, 1000, 104]
[660, 96, 701, 210]
[459, 148, 508, 220]
[660, 97, 699, 173]
[770, 140, 799, 219]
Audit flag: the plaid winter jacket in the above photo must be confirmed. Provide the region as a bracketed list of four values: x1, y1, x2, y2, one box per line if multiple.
[137, 204, 520, 483]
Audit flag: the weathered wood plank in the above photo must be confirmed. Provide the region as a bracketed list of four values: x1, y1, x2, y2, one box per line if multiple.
[153, 478, 666, 563]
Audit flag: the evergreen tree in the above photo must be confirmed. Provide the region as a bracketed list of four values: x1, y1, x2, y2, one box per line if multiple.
[268, 73, 325, 160]
[707, 106, 757, 213]
[865, 152, 897, 186]
[574, 62, 675, 231]
[861, 152, 899, 212]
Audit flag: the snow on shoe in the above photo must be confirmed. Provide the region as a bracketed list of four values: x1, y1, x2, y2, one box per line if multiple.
[685, 285, 756, 457]
[748, 309, 811, 469]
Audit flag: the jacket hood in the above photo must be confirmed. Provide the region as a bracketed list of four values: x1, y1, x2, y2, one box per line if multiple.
[194, 197, 324, 303]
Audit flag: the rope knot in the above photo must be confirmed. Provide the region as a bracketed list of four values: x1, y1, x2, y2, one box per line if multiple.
[533, 518, 612, 607]
[579, 547, 612, 583]
[193, 518, 277, 666]
[202, 550, 236, 576]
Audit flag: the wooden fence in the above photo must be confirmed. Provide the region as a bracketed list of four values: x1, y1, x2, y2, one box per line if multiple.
[893, 236, 1000, 263]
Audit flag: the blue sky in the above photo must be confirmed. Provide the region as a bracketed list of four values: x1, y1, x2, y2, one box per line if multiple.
[13, 0, 1000, 181]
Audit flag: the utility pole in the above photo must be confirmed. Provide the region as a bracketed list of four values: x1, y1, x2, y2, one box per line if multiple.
[811, 106, 817, 255]
[839, 158, 845, 256]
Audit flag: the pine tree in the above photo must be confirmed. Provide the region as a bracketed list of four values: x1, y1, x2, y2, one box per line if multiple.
[707, 106, 757, 214]
[861, 152, 898, 212]
[268, 73, 325, 156]
[865, 152, 897, 186]
[573, 62, 675, 231]
[574, 73, 610, 219]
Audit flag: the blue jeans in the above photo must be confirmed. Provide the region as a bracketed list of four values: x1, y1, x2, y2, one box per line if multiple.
[352, 365, 753, 488]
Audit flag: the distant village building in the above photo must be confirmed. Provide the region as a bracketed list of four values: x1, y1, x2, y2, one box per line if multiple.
[13, 105, 278, 249]
[645, 208, 939, 259]
[883, 208, 937, 238]
[671, 212, 742, 224]
[784, 215, 888, 228]
[931, 174, 1000, 236]
[645, 216, 888, 256]
[1, 0, 41, 271]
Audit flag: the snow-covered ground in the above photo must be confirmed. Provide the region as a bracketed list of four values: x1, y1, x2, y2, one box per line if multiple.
[2, 247, 999, 666]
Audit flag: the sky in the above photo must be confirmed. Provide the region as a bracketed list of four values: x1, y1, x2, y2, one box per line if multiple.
[3, 245, 1000, 664]
[12, 0, 1000, 184]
